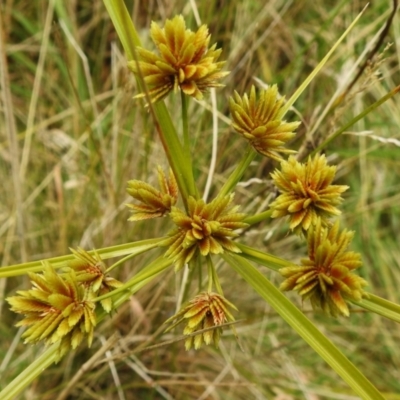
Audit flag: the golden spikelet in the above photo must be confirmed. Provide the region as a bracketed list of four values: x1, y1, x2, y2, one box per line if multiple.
[128, 15, 229, 103]
[126, 166, 178, 221]
[280, 219, 367, 317]
[165, 292, 237, 350]
[7, 263, 97, 361]
[229, 85, 300, 160]
[161, 195, 248, 270]
[270, 154, 348, 233]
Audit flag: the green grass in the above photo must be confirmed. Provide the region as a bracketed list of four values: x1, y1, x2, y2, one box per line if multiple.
[1, 0, 400, 398]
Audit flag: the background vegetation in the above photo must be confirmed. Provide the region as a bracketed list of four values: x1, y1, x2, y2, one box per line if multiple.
[1, 0, 399, 398]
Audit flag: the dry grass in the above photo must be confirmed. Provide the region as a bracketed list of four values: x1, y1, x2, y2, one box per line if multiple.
[1, 0, 400, 399]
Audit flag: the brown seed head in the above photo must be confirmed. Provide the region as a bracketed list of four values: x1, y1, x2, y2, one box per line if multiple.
[128, 15, 229, 103]
[270, 154, 349, 233]
[165, 292, 237, 350]
[279, 219, 367, 316]
[7, 263, 97, 361]
[126, 166, 178, 221]
[161, 195, 248, 270]
[229, 85, 300, 160]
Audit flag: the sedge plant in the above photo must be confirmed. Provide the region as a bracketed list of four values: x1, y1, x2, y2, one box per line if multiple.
[2, 2, 400, 399]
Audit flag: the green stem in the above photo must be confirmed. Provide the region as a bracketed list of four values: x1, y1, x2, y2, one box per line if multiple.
[102, 0, 198, 209]
[218, 145, 257, 198]
[105, 251, 140, 274]
[0, 344, 59, 400]
[309, 85, 400, 157]
[102, 0, 141, 57]
[180, 91, 198, 201]
[205, 256, 223, 294]
[153, 101, 199, 207]
[196, 257, 202, 294]
[0, 238, 164, 278]
[181, 91, 191, 163]
[236, 243, 291, 271]
[95, 256, 171, 302]
[211, 261, 223, 295]
[244, 210, 272, 225]
[351, 292, 400, 324]
[207, 256, 213, 292]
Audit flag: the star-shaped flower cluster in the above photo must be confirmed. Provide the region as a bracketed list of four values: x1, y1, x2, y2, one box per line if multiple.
[128, 15, 228, 103]
[279, 219, 367, 316]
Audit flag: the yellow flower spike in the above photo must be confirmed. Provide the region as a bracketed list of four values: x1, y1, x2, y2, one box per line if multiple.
[270, 154, 349, 233]
[280, 219, 368, 317]
[128, 15, 229, 104]
[229, 85, 300, 160]
[7, 263, 97, 361]
[161, 194, 248, 271]
[66, 247, 123, 313]
[164, 292, 237, 350]
[126, 166, 178, 221]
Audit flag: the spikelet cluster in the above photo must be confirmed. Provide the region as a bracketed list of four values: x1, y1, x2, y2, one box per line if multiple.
[128, 15, 228, 103]
[161, 195, 248, 270]
[270, 154, 348, 233]
[7, 263, 96, 360]
[7, 248, 122, 360]
[165, 292, 237, 350]
[126, 167, 178, 221]
[229, 85, 300, 160]
[279, 219, 367, 316]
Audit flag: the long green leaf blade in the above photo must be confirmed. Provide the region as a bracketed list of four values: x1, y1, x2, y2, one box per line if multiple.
[102, 0, 197, 205]
[352, 293, 400, 324]
[223, 253, 384, 400]
[236, 242, 290, 271]
[0, 238, 163, 278]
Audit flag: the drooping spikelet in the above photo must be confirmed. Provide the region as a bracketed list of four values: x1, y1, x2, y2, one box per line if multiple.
[229, 85, 300, 160]
[279, 219, 367, 317]
[126, 166, 178, 221]
[128, 15, 229, 103]
[161, 195, 248, 270]
[164, 292, 237, 350]
[270, 154, 349, 233]
[7, 263, 97, 360]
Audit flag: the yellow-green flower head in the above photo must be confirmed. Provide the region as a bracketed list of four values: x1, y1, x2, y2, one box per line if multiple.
[165, 292, 237, 350]
[280, 219, 367, 317]
[269, 154, 349, 233]
[229, 85, 300, 161]
[128, 15, 229, 103]
[126, 166, 178, 221]
[161, 195, 248, 271]
[67, 247, 123, 313]
[7, 263, 97, 361]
